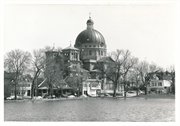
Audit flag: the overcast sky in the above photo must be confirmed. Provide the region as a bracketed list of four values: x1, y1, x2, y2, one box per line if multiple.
[3, 2, 179, 69]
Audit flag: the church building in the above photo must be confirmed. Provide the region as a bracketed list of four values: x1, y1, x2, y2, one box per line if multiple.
[43, 15, 114, 97]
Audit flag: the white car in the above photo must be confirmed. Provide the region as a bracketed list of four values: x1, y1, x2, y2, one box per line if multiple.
[139, 90, 145, 94]
[34, 96, 43, 100]
[7, 96, 22, 100]
[7, 96, 15, 100]
[127, 91, 136, 97]
[105, 93, 112, 97]
[79, 95, 87, 98]
[68, 95, 75, 98]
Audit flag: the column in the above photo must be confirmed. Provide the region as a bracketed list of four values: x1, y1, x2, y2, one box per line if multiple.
[77, 52, 79, 61]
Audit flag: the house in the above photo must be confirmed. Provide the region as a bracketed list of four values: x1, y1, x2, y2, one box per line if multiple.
[10, 75, 32, 98]
[4, 71, 16, 97]
[147, 73, 172, 94]
[82, 79, 101, 97]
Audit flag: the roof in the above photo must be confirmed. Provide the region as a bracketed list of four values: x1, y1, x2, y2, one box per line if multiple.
[58, 80, 68, 85]
[75, 29, 105, 46]
[38, 79, 48, 88]
[84, 79, 100, 82]
[150, 72, 173, 81]
[62, 45, 79, 51]
[78, 67, 89, 72]
[92, 57, 115, 70]
[86, 18, 94, 24]
[61, 85, 72, 89]
[38, 78, 68, 88]
[75, 18, 105, 47]
[38, 87, 48, 89]
[90, 69, 101, 72]
[162, 74, 172, 80]
[97, 57, 115, 63]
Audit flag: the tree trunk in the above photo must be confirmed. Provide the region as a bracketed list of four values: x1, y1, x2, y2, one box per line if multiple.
[113, 83, 117, 97]
[144, 81, 147, 95]
[51, 85, 53, 98]
[124, 85, 126, 98]
[136, 88, 139, 96]
[35, 78, 38, 97]
[61, 88, 63, 97]
[15, 83, 17, 100]
[77, 85, 80, 97]
[31, 84, 34, 99]
[172, 77, 175, 94]
[145, 86, 147, 95]
[172, 84, 175, 94]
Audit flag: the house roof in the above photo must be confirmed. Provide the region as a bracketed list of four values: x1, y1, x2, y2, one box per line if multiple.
[38, 87, 48, 89]
[90, 69, 101, 72]
[38, 79, 48, 88]
[61, 85, 72, 89]
[84, 79, 100, 82]
[162, 74, 172, 80]
[148, 71, 173, 82]
[38, 79, 68, 88]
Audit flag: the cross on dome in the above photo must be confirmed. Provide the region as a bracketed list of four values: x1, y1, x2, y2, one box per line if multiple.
[89, 12, 91, 19]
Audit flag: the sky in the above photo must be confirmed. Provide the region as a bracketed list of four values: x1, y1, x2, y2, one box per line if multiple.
[2, 1, 179, 69]
[1, 1, 180, 125]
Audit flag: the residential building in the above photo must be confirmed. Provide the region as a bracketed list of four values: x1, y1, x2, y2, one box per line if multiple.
[147, 73, 172, 94]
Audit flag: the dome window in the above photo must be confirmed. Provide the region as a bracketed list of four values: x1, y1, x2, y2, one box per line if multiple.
[89, 45, 91, 47]
[85, 45, 87, 47]
[93, 45, 96, 47]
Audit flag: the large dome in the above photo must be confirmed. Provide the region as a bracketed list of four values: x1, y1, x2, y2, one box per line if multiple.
[75, 29, 105, 45]
[75, 18, 105, 47]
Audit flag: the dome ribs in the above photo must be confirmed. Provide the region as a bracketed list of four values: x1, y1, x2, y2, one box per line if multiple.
[75, 18, 105, 45]
[75, 29, 105, 45]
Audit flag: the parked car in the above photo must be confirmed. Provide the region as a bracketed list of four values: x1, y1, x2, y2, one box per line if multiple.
[68, 95, 75, 98]
[43, 94, 56, 99]
[104, 93, 112, 97]
[139, 90, 145, 94]
[34, 96, 43, 100]
[7, 96, 22, 100]
[79, 94, 87, 98]
[7, 96, 15, 100]
[17, 96, 22, 100]
[127, 91, 136, 97]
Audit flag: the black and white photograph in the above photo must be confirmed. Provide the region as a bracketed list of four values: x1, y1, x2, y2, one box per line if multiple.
[1, 0, 179, 124]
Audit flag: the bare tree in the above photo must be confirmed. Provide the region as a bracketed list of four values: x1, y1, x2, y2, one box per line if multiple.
[95, 49, 137, 97]
[44, 50, 64, 98]
[31, 49, 46, 99]
[135, 61, 161, 95]
[127, 68, 140, 96]
[4, 49, 32, 100]
[120, 51, 138, 98]
[167, 65, 175, 94]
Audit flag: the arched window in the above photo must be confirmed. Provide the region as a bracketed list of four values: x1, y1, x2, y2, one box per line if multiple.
[101, 51, 103, 56]
[89, 50, 92, 55]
